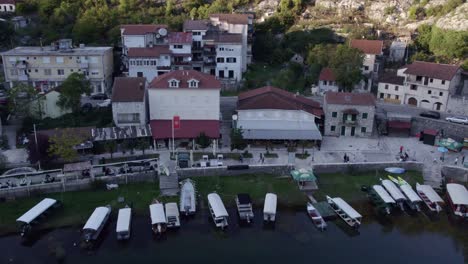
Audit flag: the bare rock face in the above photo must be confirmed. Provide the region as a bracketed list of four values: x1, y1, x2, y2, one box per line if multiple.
[435, 3, 468, 31]
[255, 0, 280, 22]
[316, 0, 365, 10]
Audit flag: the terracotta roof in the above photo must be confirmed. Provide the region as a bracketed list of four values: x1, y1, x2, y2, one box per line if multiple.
[127, 46, 171, 57]
[183, 20, 210, 31]
[388, 121, 411, 129]
[150, 120, 220, 139]
[325, 92, 376, 106]
[350, 39, 383, 55]
[0, 0, 15, 4]
[149, 70, 221, 89]
[238, 86, 323, 117]
[379, 72, 405, 85]
[112, 77, 146, 102]
[319, 68, 336, 81]
[121, 24, 167, 35]
[403, 61, 459, 81]
[168, 32, 192, 44]
[210, 13, 251, 24]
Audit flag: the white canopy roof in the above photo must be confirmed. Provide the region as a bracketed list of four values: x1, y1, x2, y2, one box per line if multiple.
[83, 207, 110, 231]
[381, 179, 406, 201]
[17, 198, 57, 224]
[165, 202, 180, 217]
[150, 203, 166, 224]
[116, 208, 132, 233]
[331, 197, 362, 219]
[446, 184, 468, 205]
[372, 185, 395, 204]
[416, 183, 444, 203]
[400, 184, 422, 203]
[207, 193, 228, 218]
[263, 193, 277, 215]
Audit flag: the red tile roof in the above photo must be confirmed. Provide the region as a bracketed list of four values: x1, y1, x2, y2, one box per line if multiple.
[379, 72, 405, 85]
[210, 13, 251, 24]
[325, 92, 376, 106]
[350, 39, 383, 55]
[150, 120, 220, 139]
[319, 68, 336, 81]
[121, 24, 168, 35]
[238, 86, 323, 117]
[183, 20, 210, 31]
[0, 0, 15, 4]
[388, 121, 411, 129]
[168, 32, 192, 44]
[112, 77, 146, 102]
[149, 70, 221, 89]
[127, 46, 171, 58]
[403, 61, 459, 81]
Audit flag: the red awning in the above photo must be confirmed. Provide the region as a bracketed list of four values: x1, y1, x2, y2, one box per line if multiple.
[424, 129, 438, 136]
[388, 121, 411, 129]
[150, 120, 220, 139]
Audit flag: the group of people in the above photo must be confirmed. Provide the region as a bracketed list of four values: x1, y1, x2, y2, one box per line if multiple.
[343, 153, 350, 163]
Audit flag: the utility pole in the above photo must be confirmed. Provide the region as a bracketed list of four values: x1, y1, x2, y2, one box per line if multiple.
[33, 124, 41, 170]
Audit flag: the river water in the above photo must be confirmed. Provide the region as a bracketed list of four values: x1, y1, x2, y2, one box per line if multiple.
[1, 207, 467, 264]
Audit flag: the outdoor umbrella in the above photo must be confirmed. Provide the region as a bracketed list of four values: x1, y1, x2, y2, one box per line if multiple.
[437, 147, 448, 161]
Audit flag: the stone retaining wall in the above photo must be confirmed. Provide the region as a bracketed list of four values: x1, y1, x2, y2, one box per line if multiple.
[177, 165, 291, 178]
[312, 161, 424, 174]
[411, 117, 468, 141]
[441, 165, 468, 183]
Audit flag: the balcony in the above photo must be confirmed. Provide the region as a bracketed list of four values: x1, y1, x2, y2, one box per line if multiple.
[80, 62, 89, 68]
[18, 74, 29, 81]
[342, 119, 358, 126]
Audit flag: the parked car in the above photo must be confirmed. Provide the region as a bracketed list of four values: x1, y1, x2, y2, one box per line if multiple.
[419, 111, 440, 119]
[445, 116, 468, 125]
[90, 93, 108, 100]
[97, 99, 111, 107]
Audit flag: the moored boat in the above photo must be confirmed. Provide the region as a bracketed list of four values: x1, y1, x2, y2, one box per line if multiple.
[384, 167, 405, 174]
[380, 178, 406, 211]
[369, 185, 396, 215]
[263, 193, 277, 223]
[82, 205, 111, 243]
[415, 183, 444, 213]
[116, 206, 132, 240]
[389, 176, 422, 211]
[235, 193, 254, 223]
[149, 200, 167, 235]
[207, 193, 228, 229]
[165, 202, 181, 228]
[307, 202, 327, 231]
[179, 179, 196, 216]
[446, 183, 468, 218]
[16, 198, 61, 237]
[326, 196, 362, 229]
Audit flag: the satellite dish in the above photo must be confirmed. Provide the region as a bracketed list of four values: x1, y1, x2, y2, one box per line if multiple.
[156, 34, 161, 39]
[158, 28, 167, 36]
[232, 114, 238, 121]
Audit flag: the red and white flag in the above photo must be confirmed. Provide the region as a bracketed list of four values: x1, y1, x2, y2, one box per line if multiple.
[173, 115, 180, 129]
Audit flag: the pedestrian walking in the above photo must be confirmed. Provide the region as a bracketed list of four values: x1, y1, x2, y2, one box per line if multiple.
[259, 153, 263, 163]
[399, 146, 403, 154]
[462, 156, 465, 165]
[454, 157, 458, 165]
[261, 156, 265, 164]
[239, 155, 243, 163]
[343, 153, 347, 163]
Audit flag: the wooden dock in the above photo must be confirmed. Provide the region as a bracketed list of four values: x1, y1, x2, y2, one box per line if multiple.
[159, 172, 179, 196]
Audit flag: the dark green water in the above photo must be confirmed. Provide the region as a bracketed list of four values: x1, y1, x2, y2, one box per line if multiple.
[1, 207, 467, 264]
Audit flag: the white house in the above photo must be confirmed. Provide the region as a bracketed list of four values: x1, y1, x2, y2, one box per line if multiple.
[0, 0, 15, 13]
[206, 33, 243, 81]
[127, 46, 172, 81]
[168, 32, 193, 70]
[350, 39, 383, 74]
[318, 68, 339, 93]
[111, 77, 148, 127]
[377, 72, 405, 104]
[29, 90, 72, 119]
[148, 70, 221, 146]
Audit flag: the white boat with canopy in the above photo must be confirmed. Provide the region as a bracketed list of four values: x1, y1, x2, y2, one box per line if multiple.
[371, 185, 396, 214]
[446, 183, 468, 218]
[116, 207, 132, 240]
[326, 196, 362, 229]
[150, 201, 167, 235]
[381, 179, 406, 210]
[179, 179, 196, 216]
[207, 193, 228, 229]
[389, 176, 422, 211]
[165, 202, 181, 228]
[16, 198, 59, 237]
[263, 193, 277, 223]
[82, 205, 111, 242]
[415, 183, 444, 213]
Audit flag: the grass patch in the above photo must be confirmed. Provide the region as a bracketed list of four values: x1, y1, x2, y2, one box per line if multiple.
[99, 153, 160, 164]
[264, 152, 278, 158]
[295, 153, 310, 159]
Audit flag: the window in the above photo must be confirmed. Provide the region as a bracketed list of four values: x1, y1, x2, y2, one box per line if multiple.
[362, 113, 368, 119]
[218, 70, 225, 78]
[386, 94, 391, 98]
[441, 80, 446, 85]
[44, 69, 51, 75]
[428, 90, 432, 94]
[385, 84, 388, 90]
[332, 112, 337, 118]
[430, 78, 433, 83]
[219, 47, 224, 51]
[189, 80, 198, 88]
[43, 57, 50, 63]
[323, 80, 328, 85]
[380, 93, 384, 99]
[193, 32, 201, 36]
[361, 127, 367, 133]
[117, 113, 140, 124]
[173, 45, 183, 49]
[169, 80, 178, 87]
[27, 69, 31, 73]
[416, 76, 422, 82]
[216, 57, 225, 63]
[35, 69, 38, 73]
[56, 57, 64, 64]
[227, 57, 236, 63]
[91, 71, 99, 75]
[410, 85, 417, 90]
[439, 92, 443, 96]
[137, 72, 143, 77]
[57, 69, 65, 75]
[331, 125, 336, 132]
[364, 66, 369, 71]
[395, 86, 399, 91]
[395, 95, 399, 100]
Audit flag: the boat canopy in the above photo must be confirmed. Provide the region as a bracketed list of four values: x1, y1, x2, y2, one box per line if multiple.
[150, 204, 166, 224]
[237, 193, 252, 205]
[416, 183, 443, 203]
[400, 184, 422, 203]
[165, 203, 180, 217]
[207, 193, 228, 218]
[83, 207, 110, 231]
[263, 193, 277, 215]
[290, 168, 317, 182]
[331, 197, 362, 219]
[16, 198, 57, 224]
[372, 185, 395, 204]
[116, 208, 131, 233]
[446, 184, 468, 205]
[381, 179, 406, 201]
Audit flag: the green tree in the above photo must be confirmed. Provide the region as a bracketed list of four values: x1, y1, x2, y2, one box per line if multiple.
[0, 21, 15, 48]
[330, 45, 364, 92]
[230, 128, 247, 151]
[307, 44, 335, 67]
[104, 140, 117, 158]
[414, 24, 432, 52]
[166, 0, 175, 16]
[7, 83, 38, 118]
[57, 73, 91, 113]
[48, 130, 85, 162]
[0, 153, 7, 172]
[136, 138, 150, 155]
[196, 132, 211, 149]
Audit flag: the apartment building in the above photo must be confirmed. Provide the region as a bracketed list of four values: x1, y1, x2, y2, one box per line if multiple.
[127, 46, 172, 81]
[1, 39, 113, 94]
[112, 77, 148, 127]
[168, 32, 193, 70]
[377, 72, 405, 104]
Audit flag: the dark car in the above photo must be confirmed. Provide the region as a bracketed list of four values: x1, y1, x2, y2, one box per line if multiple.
[90, 93, 108, 100]
[419, 111, 440, 119]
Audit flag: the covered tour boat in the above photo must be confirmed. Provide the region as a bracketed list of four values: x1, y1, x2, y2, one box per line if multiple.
[381, 179, 406, 211]
[82, 205, 111, 243]
[150, 200, 167, 235]
[446, 183, 468, 218]
[369, 185, 396, 215]
[235, 193, 254, 223]
[16, 198, 60, 237]
[415, 183, 444, 213]
[326, 196, 362, 229]
[389, 176, 422, 211]
[307, 202, 327, 231]
[179, 179, 196, 216]
[207, 193, 229, 229]
[165, 202, 181, 228]
[116, 206, 132, 240]
[263, 193, 277, 223]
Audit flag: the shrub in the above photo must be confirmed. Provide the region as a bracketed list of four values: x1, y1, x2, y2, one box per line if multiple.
[384, 6, 397, 15]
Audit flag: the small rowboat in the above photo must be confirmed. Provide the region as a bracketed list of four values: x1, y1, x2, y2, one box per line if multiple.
[307, 202, 327, 231]
[385, 167, 405, 174]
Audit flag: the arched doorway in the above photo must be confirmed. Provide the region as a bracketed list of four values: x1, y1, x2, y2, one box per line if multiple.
[434, 102, 443, 111]
[420, 100, 430, 109]
[408, 97, 417, 106]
